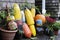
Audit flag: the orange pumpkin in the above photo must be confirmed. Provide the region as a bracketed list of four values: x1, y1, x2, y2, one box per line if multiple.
[34, 14, 46, 24]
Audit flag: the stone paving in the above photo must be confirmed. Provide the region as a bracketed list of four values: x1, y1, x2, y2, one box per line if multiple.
[0, 30, 60, 40]
[14, 30, 60, 40]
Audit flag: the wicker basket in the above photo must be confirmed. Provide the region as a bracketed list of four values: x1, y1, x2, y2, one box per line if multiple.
[0, 27, 17, 40]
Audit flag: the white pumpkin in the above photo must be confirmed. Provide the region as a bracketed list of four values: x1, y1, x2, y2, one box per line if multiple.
[8, 21, 17, 30]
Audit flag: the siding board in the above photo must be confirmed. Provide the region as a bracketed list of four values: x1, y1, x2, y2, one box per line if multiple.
[0, 0, 35, 9]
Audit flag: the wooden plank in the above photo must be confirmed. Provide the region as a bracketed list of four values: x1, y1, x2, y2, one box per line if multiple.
[0, 0, 35, 8]
[27, 0, 35, 3]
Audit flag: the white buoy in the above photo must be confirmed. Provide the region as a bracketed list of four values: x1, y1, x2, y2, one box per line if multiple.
[21, 10, 25, 23]
[42, 0, 46, 15]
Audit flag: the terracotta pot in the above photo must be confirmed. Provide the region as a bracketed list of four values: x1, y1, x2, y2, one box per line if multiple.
[54, 30, 58, 35]
[0, 27, 17, 40]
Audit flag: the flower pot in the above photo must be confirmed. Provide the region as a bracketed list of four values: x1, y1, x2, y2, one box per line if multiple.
[0, 27, 17, 40]
[54, 30, 58, 35]
[49, 30, 54, 36]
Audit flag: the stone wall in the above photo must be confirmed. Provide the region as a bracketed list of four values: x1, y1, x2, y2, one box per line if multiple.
[35, 0, 59, 18]
[0, 0, 35, 9]
[46, 0, 59, 17]
[58, 2, 60, 17]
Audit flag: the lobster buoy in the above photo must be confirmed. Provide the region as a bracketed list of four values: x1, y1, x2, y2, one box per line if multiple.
[23, 23, 32, 38]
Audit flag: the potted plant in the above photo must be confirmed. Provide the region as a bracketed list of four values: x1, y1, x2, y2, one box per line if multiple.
[53, 22, 60, 35]
[45, 16, 56, 36]
[0, 4, 18, 40]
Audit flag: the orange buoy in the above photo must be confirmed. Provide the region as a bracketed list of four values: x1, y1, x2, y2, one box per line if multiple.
[23, 23, 31, 38]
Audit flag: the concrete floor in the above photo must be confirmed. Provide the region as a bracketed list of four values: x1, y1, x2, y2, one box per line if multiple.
[14, 30, 60, 40]
[0, 30, 60, 40]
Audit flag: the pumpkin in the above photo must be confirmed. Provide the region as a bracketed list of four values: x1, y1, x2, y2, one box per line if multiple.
[34, 14, 46, 24]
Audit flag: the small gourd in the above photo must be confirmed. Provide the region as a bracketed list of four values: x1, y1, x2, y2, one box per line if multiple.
[7, 13, 15, 21]
[8, 20, 18, 30]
